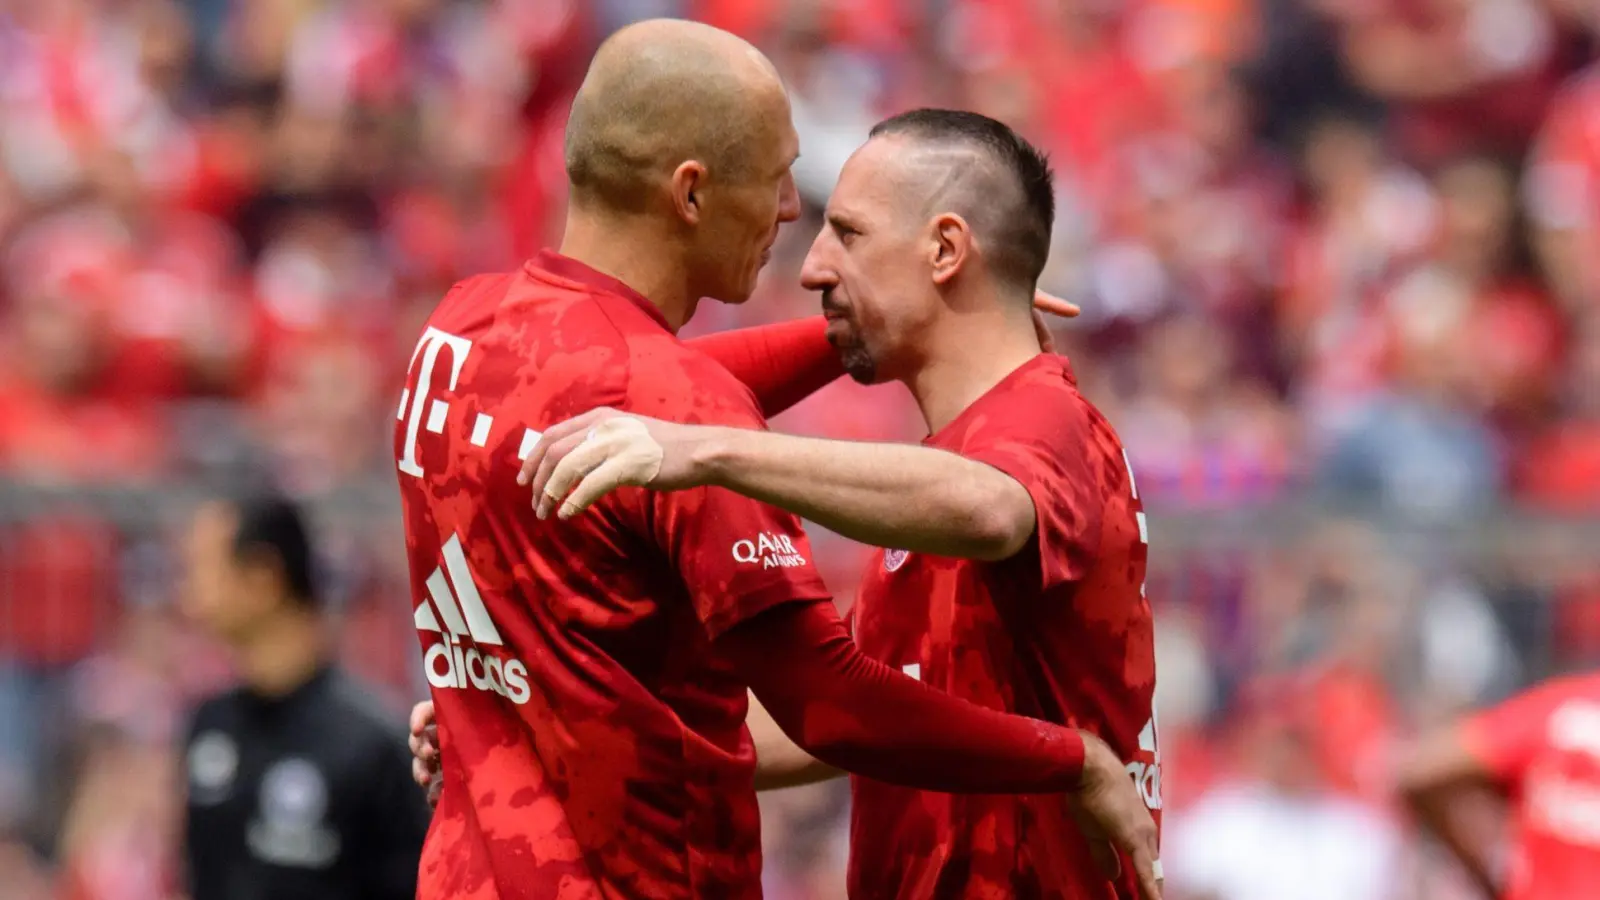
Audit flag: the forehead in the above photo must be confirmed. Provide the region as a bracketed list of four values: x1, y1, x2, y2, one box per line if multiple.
[830, 138, 910, 215]
[755, 80, 799, 142]
[190, 502, 238, 548]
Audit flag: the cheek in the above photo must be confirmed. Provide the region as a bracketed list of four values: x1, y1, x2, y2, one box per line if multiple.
[848, 258, 913, 333]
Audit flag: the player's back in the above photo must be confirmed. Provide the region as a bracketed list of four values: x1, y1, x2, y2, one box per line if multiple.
[850, 354, 1158, 899]
[1466, 671, 1600, 900]
[394, 252, 799, 900]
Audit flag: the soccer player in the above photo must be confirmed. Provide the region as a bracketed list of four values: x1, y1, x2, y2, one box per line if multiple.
[518, 109, 1162, 899]
[180, 494, 429, 900]
[1397, 670, 1600, 899]
[395, 19, 1158, 900]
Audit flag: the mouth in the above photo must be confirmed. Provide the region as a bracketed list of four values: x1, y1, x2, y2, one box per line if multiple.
[820, 290, 847, 321]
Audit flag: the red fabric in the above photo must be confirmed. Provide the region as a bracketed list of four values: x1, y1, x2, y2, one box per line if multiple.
[0, 378, 167, 484]
[849, 354, 1160, 900]
[1305, 666, 1401, 803]
[399, 253, 832, 900]
[719, 599, 1086, 793]
[0, 514, 119, 664]
[1459, 673, 1600, 900]
[1526, 65, 1600, 300]
[1518, 423, 1600, 510]
[686, 316, 842, 419]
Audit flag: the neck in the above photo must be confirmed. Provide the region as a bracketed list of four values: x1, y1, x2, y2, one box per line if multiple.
[560, 209, 695, 331]
[235, 608, 326, 698]
[904, 298, 1042, 433]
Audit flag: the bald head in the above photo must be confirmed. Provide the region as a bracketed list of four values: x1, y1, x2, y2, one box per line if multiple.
[868, 109, 1056, 292]
[565, 19, 790, 213]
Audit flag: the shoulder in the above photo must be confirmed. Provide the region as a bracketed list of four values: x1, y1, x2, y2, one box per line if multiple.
[618, 334, 766, 429]
[987, 355, 1093, 425]
[424, 271, 521, 329]
[945, 356, 1116, 454]
[184, 687, 246, 737]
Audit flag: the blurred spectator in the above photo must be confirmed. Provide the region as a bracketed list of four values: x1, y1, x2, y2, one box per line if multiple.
[1164, 678, 1404, 900]
[1116, 315, 1295, 506]
[177, 494, 428, 900]
[54, 726, 182, 900]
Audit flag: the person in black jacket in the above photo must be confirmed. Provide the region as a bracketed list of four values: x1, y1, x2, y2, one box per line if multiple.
[178, 493, 428, 900]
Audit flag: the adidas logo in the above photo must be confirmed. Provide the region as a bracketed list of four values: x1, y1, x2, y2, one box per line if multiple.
[1124, 714, 1163, 811]
[415, 534, 531, 705]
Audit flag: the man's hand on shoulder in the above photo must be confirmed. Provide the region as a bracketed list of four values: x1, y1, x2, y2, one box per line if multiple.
[519, 408, 726, 519]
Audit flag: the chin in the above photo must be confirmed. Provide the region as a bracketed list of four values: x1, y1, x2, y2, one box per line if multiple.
[836, 347, 878, 384]
[721, 279, 761, 305]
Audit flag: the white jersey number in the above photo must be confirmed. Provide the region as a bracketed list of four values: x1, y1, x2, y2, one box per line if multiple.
[1121, 449, 1162, 812]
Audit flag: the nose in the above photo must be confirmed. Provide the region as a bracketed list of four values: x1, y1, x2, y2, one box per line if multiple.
[777, 171, 801, 224]
[799, 231, 837, 293]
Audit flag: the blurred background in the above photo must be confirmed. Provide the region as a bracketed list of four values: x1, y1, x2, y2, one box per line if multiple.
[0, 0, 1598, 897]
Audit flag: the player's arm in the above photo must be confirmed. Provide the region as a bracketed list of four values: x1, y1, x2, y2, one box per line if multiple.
[685, 318, 843, 419]
[704, 429, 1042, 560]
[747, 689, 842, 790]
[1394, 725, 1503, 898]
[723, 598, 1075, 791]
[525, 416, 1039, 561]
[718, 597, 1162, 897]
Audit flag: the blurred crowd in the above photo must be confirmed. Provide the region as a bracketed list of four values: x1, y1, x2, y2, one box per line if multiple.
[1, 0, 1599, 897]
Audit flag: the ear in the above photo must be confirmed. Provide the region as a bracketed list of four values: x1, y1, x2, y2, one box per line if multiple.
[670, 161, 708, 225]
[930, 213, 973, 286]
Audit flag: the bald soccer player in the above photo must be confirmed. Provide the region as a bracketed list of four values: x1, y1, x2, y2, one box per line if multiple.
[395, 21, 1157, 900]
[513, 109, 1165, 899]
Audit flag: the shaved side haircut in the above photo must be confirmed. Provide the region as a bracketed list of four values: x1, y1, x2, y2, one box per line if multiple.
[565, 20, 782, 213]
[869, 109, 1056, 293]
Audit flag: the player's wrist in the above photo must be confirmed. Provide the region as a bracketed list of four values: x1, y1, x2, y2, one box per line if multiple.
[688, 425, 745, 488]
[1072, 728, 1110, 791]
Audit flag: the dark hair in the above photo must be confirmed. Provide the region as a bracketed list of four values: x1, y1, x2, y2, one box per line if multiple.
[869, 108, 1056, 289]
[230, 494, 318, 607]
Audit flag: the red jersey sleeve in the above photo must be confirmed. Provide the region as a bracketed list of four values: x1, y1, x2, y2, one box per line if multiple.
[1460, 681, 1569, 785]
[625, 344, 834, 639]
[955, 366, 1103, 589]
[685, 317, 841, 418]
[646, 484, 832, 638]
[718, 599, 1087, 792]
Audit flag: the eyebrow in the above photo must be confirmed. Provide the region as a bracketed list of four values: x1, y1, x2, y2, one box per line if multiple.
[825, 211, 858, 232]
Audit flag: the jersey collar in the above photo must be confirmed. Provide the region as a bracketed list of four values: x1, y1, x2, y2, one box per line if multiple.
[529, 250, 672, 331]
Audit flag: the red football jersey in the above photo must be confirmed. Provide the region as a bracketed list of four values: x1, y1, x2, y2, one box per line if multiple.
[394, 251, 832, 900]
[1462, 672, 1600, 900]
[848, 353, 1159, 900]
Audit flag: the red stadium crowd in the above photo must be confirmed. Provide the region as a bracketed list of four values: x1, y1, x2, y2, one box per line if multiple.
[1, 0, 1599, 898]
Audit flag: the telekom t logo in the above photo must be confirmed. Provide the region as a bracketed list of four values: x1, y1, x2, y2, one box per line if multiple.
[398, 327, 474, 478]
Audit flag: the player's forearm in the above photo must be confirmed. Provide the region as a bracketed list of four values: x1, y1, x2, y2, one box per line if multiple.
[685, 318, 843, 418]
[748, 690, 844, 790]
[1402, 787, 1502, 898]
[696, 429, 1033, 560]
[722, 601, 1085, 794]
[1395, 731, 1504, 898]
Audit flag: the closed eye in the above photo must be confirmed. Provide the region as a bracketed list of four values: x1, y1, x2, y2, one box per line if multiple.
[827, 215, 859, 244]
